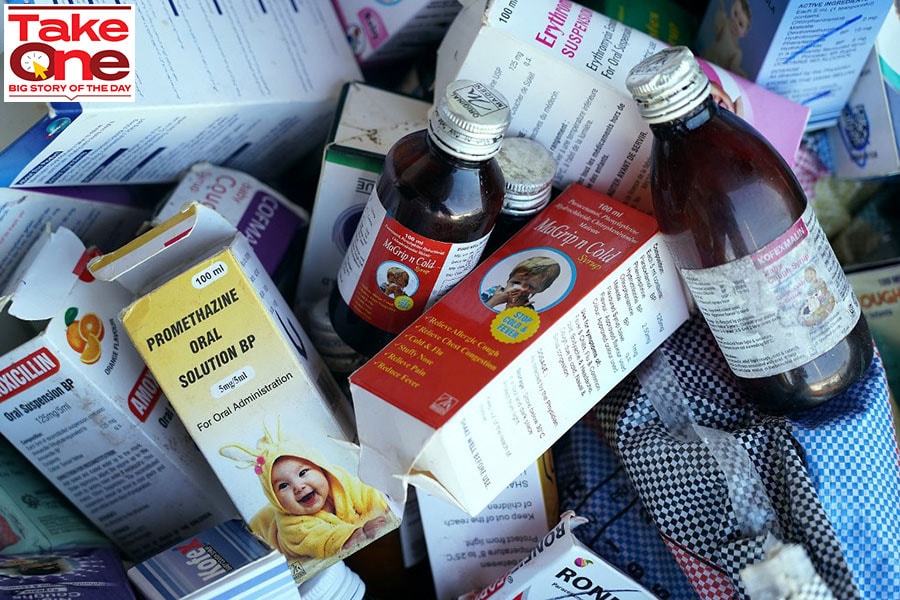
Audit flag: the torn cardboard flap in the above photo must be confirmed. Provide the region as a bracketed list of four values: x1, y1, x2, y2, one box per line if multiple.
[89, 202, 234, 295]
[1, 225, 83, 321]
[353, 392, 468, 511]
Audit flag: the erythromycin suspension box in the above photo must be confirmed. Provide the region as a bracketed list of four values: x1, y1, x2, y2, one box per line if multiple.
[89, 203, 401, 584]
[0, 226, 237, 562]
[435, 0, 809, 215]
[349, 184, 689, 516]
[0, 0, 360, 187]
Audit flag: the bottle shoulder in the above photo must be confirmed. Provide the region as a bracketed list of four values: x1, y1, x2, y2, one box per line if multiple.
[376, 134, 506, 243]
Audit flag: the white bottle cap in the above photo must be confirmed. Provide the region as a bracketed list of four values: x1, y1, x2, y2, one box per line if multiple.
[428, 80, 511, 161]
[625, 46, 711, 125]
[496, 137, 558, 216]
[298, 560, 366, 600]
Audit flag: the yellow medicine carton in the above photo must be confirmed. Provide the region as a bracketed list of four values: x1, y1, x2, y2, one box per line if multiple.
[0, 226, 236, 562]
[89, 203, 401, 584]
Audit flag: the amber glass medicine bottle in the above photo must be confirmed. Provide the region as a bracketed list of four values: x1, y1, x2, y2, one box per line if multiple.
[481, 136, 558, 260]
[625, 47, 873, 415]
[329, 80, 511, 358]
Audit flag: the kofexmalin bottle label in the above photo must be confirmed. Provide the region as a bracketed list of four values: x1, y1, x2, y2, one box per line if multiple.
[679, 204, 860, 378]
[336, 191, 489, 334]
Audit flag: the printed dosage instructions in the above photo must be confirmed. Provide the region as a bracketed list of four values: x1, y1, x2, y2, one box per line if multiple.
[140, 282, 299, 434]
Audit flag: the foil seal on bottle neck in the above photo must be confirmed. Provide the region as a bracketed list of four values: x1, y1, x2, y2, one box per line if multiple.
[496, 136, 558, 217]
[625, 46, 711, 125]
[428, 80, 511, 161]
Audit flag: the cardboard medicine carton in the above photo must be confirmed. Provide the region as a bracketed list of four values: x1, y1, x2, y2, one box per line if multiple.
[418, 452, 559, 600]
[349, 184, 690, 516]
[0, 435, 109, 555]
[827, 2, 900, 179]
[0, 1, 360, 187]
[463, 512, 657, 600]
[153, 162, 311, 302]
[695, 0, 894, 130]
[0, 226, 237, 562]
[296, 82, 430, 315]
[0, 186, 153, 292]
[128, 519, 299, 600]
[332, 0, 461, 66]
[89, 203, 401, 584]
[435, 0, 810, 216]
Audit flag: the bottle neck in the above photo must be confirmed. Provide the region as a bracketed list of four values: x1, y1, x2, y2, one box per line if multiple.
[426, 127, 497, 167]
[648, 95, 718, 139]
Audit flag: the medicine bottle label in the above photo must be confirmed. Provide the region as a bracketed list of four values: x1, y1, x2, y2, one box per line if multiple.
[336, 191, 489, 334]
[679, 204, 860, 378]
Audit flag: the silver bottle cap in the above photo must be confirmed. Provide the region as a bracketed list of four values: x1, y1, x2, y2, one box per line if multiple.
[428, 80, 511, 161]
[625, 46, 711, 125]
[496, 137, 557, 216]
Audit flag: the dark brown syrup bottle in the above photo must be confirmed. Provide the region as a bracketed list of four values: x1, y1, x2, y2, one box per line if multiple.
[329, 80, 511, 358]
[626, 47, 873, 415]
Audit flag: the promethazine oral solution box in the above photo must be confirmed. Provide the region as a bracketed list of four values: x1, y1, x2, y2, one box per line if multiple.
[0, 226, 237, 562]
[295, 81, 430, 316]
[89, 203, 401, 584]
[435, 0, 809, 215]
[0, 1, 360, 187]
[349, 183, 689, 516]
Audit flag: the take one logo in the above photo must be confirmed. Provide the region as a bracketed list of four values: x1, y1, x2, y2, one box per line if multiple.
[3, 4, 135, 102]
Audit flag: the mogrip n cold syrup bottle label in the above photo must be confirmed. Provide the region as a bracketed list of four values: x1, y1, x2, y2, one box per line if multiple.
[335, 194, 489, 335]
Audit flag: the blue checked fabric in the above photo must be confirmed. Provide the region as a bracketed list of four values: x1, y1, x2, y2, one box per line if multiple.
[553, 411, 697, 599]
[580, 314, 900, 599]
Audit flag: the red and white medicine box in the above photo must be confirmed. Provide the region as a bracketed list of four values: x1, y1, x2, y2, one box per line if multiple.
[349, 184, 690, 516]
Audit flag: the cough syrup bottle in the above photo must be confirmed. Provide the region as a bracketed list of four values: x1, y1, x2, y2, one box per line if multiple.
[625, 47, 873, 415]
[329, 80, 511, 358]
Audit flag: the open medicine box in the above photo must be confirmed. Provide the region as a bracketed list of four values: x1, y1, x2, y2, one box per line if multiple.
[0, 225, 237, 562]
[435, 0, 810, 215]
[349, 183, 690, 516]
[89, 203, 401, 584]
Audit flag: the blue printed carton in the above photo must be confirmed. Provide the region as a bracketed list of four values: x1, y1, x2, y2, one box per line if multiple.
[694, 0, 894, 130]
[826, 2, 900, 178]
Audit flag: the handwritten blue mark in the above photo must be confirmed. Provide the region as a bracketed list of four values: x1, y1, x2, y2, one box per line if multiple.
[784, 14, 862, 64]
[801, 89, 833, 105]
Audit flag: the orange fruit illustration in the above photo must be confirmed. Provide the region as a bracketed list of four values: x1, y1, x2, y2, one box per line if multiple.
[80, 334, 102, 365]
[66, 321, 86, 353]
[78, 313, 104, 342]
